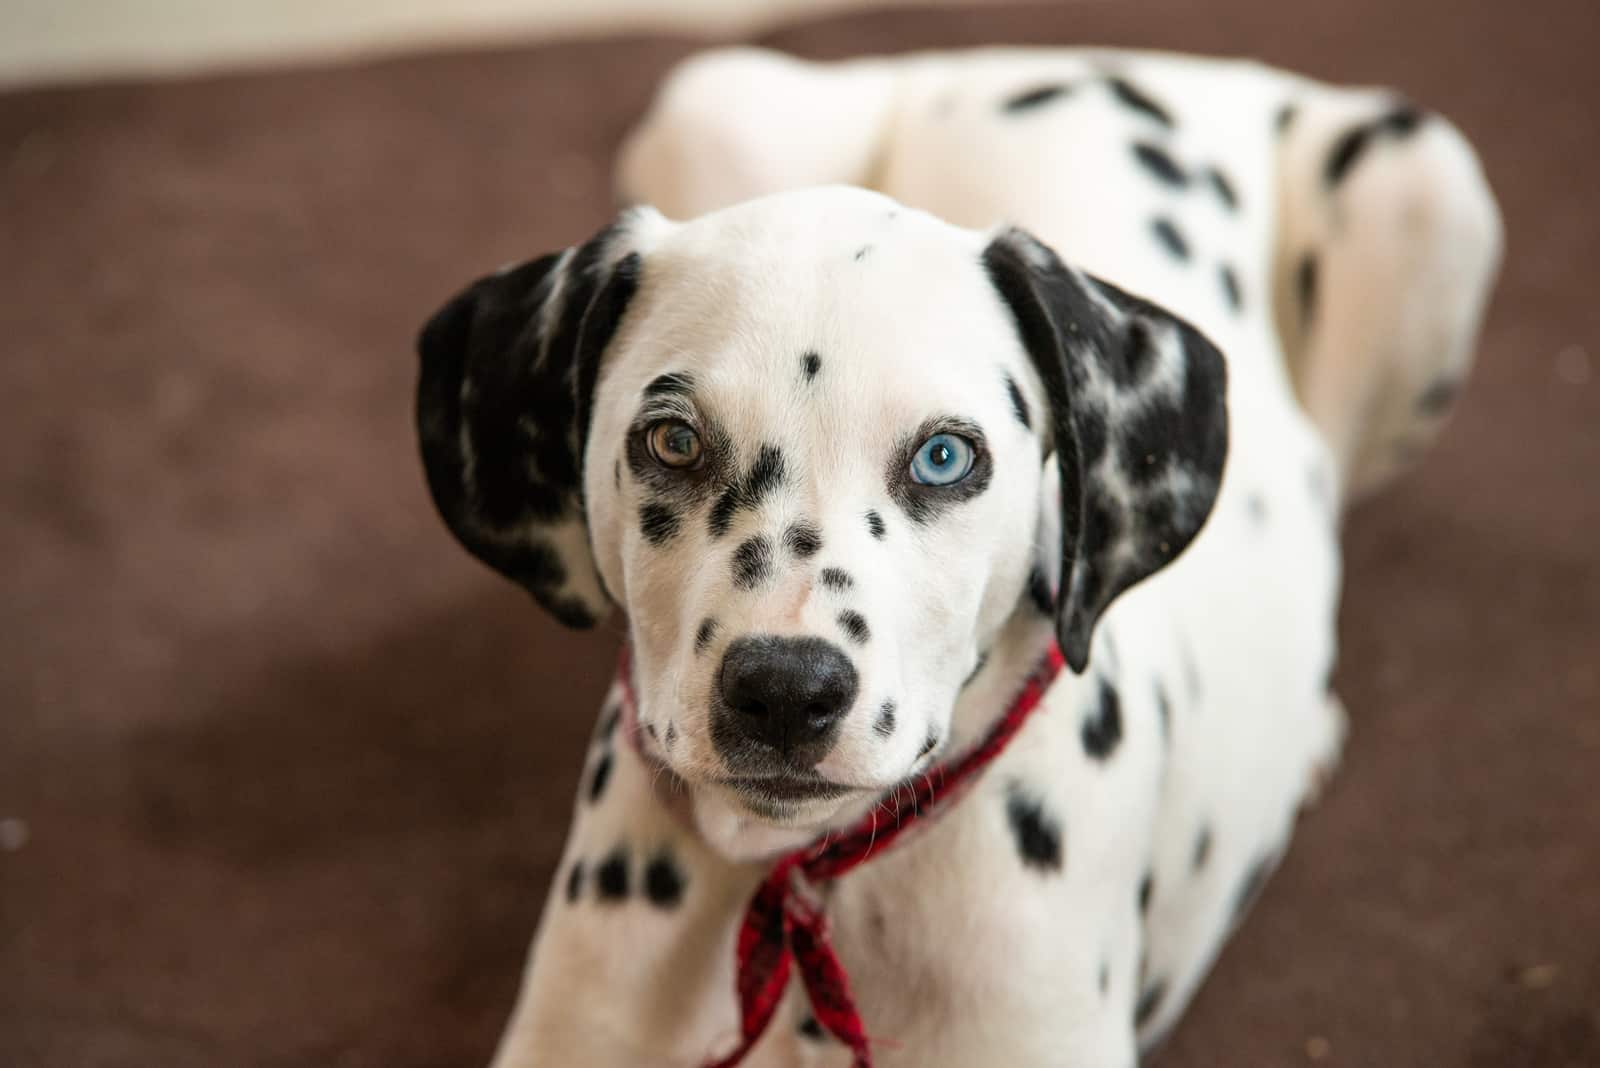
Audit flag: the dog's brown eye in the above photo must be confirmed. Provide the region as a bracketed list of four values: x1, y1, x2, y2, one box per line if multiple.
[646, 420, 703, 469]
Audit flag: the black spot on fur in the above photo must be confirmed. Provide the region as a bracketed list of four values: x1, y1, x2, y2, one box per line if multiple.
[1100, 962, 1110, 996]
[596, 849, 629, 901]
[1027, 566, 1055, 615]
[1107, 77, 1174, 126]
[802, 351, 822, 379]
[1004, 83, 1074, 113]
[819, 567, 853, 592]
[731, 536, 773, 590]
[1246, 493, 1268, 524]
[1326, 105, 1425, 186]
[1082, 679, 1123, 760]
[595, 702, 621, 742]
[664, 722, 676, 748]
[1417, 377, 1462, 415]
[709, 445, 787, 538]
[1150, 217, 1190, 261]
[1204, 167, 1239, 211]
[1219, 264, 1242, 312]
[853, 246, 871, 262]
[644, 853, 686, 908]
[644, 371, 694, 397]
[565, 860, 584, 903]
[1005, 374, 1033, 430]
[784, 521, 823, 558]
[1131, 141, 1188, 187]
[1275, 103, 1298, 135]
[1006, 784, 1064, 873]
[694, 617, 718, 654]
[874, 700, 897, 738]
[1232, 853, 1278, 925]
[1135, 978, 1168, 1028]
[838, 610, 870, 645]
[1155, 683, 1171, 741]
[1296, 253, 1319, 327]
[1139, 872, 1154, 914]
[1193, 825, 1213, 871]
[799, 1016, 826, 1041]
[638, 502, 681, 546]
[587, 751, 612, 803]
[866, 510, 886, 539]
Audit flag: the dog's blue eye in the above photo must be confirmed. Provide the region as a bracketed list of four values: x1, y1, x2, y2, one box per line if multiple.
[647, 420, 703, 469]
[909, 433, 976, 486]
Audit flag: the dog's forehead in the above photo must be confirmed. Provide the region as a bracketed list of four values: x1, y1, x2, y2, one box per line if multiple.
[621, 189, 1023, 404]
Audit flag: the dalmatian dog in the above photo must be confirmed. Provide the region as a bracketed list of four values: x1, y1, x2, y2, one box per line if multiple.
[415, 47, 1500, 1066]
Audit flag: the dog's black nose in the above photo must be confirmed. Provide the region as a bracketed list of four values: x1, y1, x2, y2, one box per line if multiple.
[715, 635, 858, 767]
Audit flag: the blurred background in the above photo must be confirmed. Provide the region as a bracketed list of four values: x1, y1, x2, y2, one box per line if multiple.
[1, 1, 1595, 1066]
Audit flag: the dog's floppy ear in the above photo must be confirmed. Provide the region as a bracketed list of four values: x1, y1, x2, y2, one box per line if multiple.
[415, 211, 658, 628]
[983, 227, 1229, 672]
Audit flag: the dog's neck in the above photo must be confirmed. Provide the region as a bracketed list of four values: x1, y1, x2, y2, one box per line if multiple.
[674, 609, 1064, 863]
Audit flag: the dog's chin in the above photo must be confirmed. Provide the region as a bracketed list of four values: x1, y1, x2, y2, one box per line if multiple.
[688, 779, 873, 860]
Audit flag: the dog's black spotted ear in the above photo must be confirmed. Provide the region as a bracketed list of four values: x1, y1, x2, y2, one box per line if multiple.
[983, 227, 1229, 672]
[415, 211, 657, 628]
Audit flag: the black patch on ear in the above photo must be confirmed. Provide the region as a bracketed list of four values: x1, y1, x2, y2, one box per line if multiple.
[784, 521, 823, 558]
[1150, 217, 1190, 261]
[1417, 377, 1461, 415]
[710, 445, 788, 538]
[819, 567, 853, 592]
[644, 853, 686, 907]
[1107, 77, 1174, 126]
[984, 232, 1228, 672]
[799, 1016, 827, 1041]
[596, 849, 629, 901]
[838, 611, 870, 645]
[1218, 264, 1242, 312]
[1138, 872, 1154, 914]
[874, 700, 897, 737]
[1326, 105, 1424, 186]
[1296, 253, 1319, 327]
[1005, 374, 1033, 429]
[1005, 784, 1065, 873]
[1082, 679, 1123, 760]
[639, 502, 681, 546]
[565, 860, 584, 903]
[587, 751, 613, 803]
[1193, 825, 1213, 871]
[416, 221, 643, 629]
[802, 351, 822, 378]
[1004, 83, 1075, 113]
[865, 510, 887, 539]
[1131, 142, 1188, 187]
[1232, 852, 1279, 926]
[644, 371, 694, 397]
[1135, 978, 1167, 1028]
[694, 617, 719, 654]
[731, 536, 773, 590]
[1027, 566, 1055, 615]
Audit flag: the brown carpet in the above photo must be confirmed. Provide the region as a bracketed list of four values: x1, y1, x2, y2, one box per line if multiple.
[2, 2, 1596, 1065]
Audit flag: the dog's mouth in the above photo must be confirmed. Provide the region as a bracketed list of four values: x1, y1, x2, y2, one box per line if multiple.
[720, 774, 856, 804]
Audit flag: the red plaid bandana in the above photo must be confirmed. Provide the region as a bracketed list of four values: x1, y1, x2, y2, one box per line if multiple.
[617, 640, 1066, 1068]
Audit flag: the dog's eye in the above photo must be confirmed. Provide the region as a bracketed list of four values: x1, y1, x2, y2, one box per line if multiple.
[646, 420, 703, 469]
[909, 433, 976, 486]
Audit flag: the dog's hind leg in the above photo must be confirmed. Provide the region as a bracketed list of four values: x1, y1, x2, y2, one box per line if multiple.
[615, 48, 899, 219]
[1268, 88, 1503, 503]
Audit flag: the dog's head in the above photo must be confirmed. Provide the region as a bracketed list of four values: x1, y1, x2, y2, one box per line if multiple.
[417, 188, 1226, 842]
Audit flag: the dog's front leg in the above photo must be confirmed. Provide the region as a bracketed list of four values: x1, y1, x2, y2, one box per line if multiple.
[489, 696, 765, 1067]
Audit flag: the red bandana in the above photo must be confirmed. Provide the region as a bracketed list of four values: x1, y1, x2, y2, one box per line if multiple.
[617, 640, 1066, 1068]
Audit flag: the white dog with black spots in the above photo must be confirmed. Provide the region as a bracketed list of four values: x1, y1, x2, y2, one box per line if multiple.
[414, 47, 1501, 1067]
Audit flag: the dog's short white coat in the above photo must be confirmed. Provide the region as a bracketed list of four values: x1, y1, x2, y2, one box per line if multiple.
[487, 47, 1501, 1067]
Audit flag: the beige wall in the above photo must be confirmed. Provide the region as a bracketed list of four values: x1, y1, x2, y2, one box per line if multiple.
[0, 0, 964, 88]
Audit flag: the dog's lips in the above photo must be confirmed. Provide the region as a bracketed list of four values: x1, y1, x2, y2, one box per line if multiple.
[721, 775, 856, 803]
